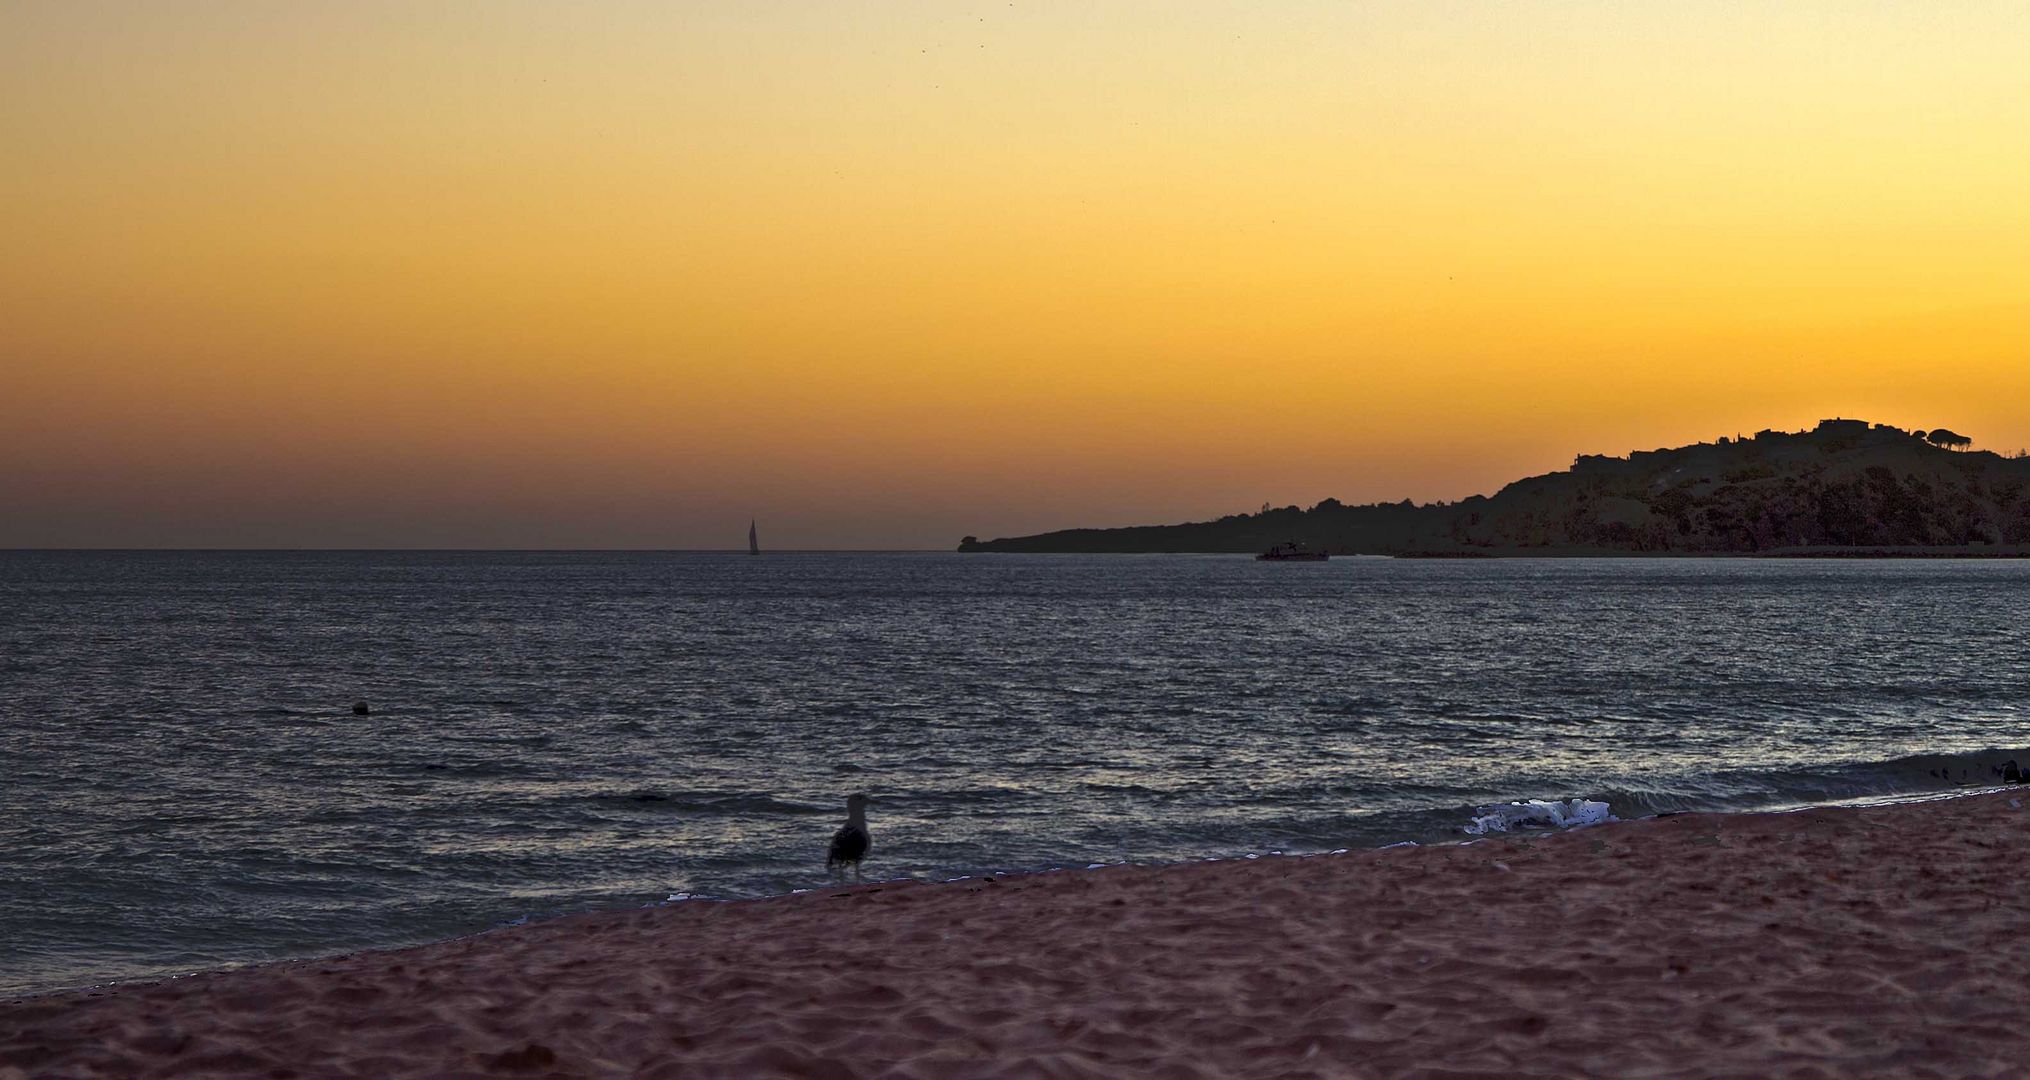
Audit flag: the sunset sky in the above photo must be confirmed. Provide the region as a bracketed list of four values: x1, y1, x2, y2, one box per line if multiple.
[5, 2, 2028, 548]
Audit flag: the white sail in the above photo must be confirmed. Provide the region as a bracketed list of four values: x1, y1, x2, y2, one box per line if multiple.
[748, 519, 759, 555]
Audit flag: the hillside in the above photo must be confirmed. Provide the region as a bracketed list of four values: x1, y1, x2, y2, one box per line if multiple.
[958, 421, 2030, 555]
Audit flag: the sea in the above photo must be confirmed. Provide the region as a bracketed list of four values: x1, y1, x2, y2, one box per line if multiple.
[4, 551, 2028, 997]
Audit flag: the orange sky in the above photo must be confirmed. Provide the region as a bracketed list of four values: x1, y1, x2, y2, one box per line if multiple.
[4, 2, 2028, 548]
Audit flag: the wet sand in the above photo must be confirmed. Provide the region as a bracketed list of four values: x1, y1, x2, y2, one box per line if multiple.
[5, 791, 2028, 1078]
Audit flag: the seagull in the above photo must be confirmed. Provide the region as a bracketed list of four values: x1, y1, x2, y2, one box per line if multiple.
[827, 793, 872, 882]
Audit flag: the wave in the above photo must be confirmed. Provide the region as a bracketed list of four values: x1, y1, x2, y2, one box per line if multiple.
[579, 790, 834, 816]
[1461, 746, 2030, 836]
[1464, 799, 1616, 835]
[1609, 746, 2029, 815]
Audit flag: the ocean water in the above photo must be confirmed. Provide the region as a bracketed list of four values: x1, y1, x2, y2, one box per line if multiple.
[3, 551, 2028, 997]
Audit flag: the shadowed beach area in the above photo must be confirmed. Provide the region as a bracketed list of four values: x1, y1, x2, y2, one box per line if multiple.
[4, 792, 2028, 1079]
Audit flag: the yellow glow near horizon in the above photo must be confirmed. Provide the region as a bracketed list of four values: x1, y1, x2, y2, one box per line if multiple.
[4, 2, 2029, 546]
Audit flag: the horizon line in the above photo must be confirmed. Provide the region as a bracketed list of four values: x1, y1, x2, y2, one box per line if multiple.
[0, 547, 968, 553]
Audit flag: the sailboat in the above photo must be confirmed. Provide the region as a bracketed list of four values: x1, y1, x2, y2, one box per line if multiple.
[748, 519, 759, 556]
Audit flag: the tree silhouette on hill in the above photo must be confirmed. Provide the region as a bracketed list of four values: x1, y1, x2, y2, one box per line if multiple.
[959, 419, 2030, 553]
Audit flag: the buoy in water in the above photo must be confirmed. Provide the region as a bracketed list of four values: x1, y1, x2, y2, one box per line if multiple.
[352, 702, 371, 716]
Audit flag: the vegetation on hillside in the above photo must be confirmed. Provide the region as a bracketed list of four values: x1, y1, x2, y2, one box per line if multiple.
[959, 420, 2030, 554]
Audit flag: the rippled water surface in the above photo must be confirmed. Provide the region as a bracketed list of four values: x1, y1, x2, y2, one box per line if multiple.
[4, 551, 2028, 995]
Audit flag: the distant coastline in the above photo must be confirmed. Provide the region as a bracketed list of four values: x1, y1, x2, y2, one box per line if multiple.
[961, 420, 2030, 556]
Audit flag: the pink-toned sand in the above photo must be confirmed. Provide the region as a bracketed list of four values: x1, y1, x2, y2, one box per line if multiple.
[5, 793, 2030, 1079]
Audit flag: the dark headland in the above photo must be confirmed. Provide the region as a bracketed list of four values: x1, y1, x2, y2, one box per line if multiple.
[959, 420, 2030, 556]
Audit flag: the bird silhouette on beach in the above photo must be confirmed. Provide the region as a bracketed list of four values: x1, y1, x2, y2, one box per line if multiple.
[827, 793, 871, 882]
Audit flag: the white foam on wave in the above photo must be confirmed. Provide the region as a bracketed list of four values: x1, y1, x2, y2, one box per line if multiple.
[1464, 798, 1617, 836]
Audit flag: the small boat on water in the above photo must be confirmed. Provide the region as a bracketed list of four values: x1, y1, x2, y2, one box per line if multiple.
[748, 519, 760, 556]
[1257, 541, 1327, 561]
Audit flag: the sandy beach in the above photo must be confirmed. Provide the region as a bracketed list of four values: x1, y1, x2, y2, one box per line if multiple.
[5, 791, 2028, 1079]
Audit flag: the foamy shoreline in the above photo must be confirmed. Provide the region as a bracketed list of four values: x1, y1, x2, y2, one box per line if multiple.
[6, 790, 2029, 1078]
